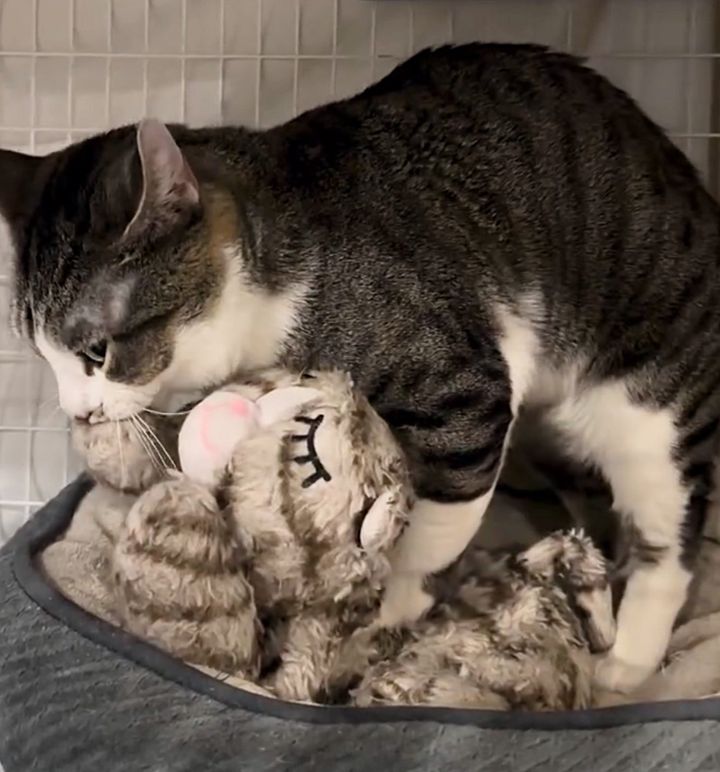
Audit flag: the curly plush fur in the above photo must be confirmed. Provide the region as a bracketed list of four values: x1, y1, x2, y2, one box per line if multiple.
[72, 369, 612, 709]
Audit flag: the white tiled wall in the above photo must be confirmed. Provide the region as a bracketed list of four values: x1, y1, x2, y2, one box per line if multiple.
[1, 0, 719, 543]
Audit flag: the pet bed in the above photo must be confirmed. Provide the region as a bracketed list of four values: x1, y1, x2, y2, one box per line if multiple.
[2, 477, 720, 772]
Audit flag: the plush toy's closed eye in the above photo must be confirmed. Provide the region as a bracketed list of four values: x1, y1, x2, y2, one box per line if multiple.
[290, 414, 332, 489]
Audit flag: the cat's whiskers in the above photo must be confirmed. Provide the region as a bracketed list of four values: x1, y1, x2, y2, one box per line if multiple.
[37, 396, 59, 415]
[143, 407, 192, 417]
[129, 415, 165, 476]
[135, 414, 177, 471]
[116, 420, 127, 489]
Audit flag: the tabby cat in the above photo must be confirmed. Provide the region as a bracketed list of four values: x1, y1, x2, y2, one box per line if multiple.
[3, 44, 719, 693]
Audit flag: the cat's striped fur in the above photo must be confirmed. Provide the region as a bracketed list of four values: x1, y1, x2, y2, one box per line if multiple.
[3, 44, 720, 691]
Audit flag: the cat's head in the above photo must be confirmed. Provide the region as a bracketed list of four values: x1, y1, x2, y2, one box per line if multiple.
[0, 121, 304, 421]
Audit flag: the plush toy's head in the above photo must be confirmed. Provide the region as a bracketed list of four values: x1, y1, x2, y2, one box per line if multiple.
[518, 530, 615, 653]
[213, 371, 412, 613]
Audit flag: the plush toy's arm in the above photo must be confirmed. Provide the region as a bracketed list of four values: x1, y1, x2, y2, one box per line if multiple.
[111, 475, 263, 678]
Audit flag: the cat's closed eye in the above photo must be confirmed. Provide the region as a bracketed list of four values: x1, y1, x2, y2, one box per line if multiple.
[79, 340, 108, 368]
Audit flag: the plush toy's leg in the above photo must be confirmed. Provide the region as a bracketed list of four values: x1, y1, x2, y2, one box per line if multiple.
[112, 476, 262, 676]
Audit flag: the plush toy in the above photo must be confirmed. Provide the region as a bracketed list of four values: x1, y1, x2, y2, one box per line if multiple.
[72, 370, 614, 709]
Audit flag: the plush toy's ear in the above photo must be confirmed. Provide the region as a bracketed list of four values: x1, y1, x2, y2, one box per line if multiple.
[359, 487, 407, 554]
[256, 386, 323, 427]
[518, 533, 566, 577]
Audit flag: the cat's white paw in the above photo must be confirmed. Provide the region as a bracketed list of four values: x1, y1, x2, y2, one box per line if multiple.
[379, 571, 433, 626]
[593, 650, 654, 694]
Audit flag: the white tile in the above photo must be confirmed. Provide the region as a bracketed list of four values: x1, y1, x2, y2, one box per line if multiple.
[297, 58, 332, 114]
[221, 58, 258, 125]
[635, 58, 687, 134]
[223, 0, 260, 55]
[261, 0, 297, 56]
[333, 57, 371, 99]
[484, 0, 570, 48]
[0, 506, 28, 545]
[28, 429, 69, 502]
[371, 56, 399, 83]
[111, 0, 147, 53]
[186, 0, 222, 54]
[298, 0, 334, 56]
[185, 59, 222, 126]
[71, 57, 107, 128]
[687, 138, 712, 187]
[70, 129, 97, 143]
[410, 4, 454, 52]
[35, 57, 71, 128]
[25, 360, 66, 430]
[0, 130, 32, 154]
[0, 57, 33, 128]
[375, 2, 411, 58]
[336, 0, 372, 56]
[109, 58, 145, 124]
[33, 130, 71, 154]
[691, 0, 718, 54]
[146, 58, 183, 122]
[0, 364, 28, 429]
[148, 0, 183, 54]
[0, 431, 29, 501]
[37, 0, 72, 53]
[643, 0, 690, 54]
[685, 58, 714, 135]
[0, 0, 35, 51]
[575, 0, 647, 54]
[74, 0, 110, 52]
[258, 58, 294, 127]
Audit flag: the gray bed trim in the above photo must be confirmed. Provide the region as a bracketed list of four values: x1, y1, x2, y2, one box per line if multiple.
[1, 478, 720, 772]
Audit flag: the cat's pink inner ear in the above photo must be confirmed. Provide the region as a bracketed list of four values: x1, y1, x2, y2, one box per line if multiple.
[131, 118, 200, 227]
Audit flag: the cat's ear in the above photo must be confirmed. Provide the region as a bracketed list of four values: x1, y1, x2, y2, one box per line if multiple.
[124, 119, 200, 237]
[0, 149, 47, 252]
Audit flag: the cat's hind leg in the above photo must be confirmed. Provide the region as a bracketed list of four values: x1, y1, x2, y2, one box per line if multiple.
[547, 380, 708, 693]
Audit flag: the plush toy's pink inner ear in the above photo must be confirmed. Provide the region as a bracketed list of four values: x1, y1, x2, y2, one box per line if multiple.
[179, 391, 261, 484]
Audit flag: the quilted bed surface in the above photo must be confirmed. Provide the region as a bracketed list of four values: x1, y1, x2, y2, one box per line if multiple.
[1, 480, 720, 772]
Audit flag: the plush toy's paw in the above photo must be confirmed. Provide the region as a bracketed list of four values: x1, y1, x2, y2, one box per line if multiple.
[112, 476, 261, 676]
[593, 649, 654, 694]
[72, 415, 176, 492]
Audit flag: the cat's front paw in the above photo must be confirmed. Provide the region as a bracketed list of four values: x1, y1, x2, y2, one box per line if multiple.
[593, 649, 654, 694]
[72, 415, 177, 492]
